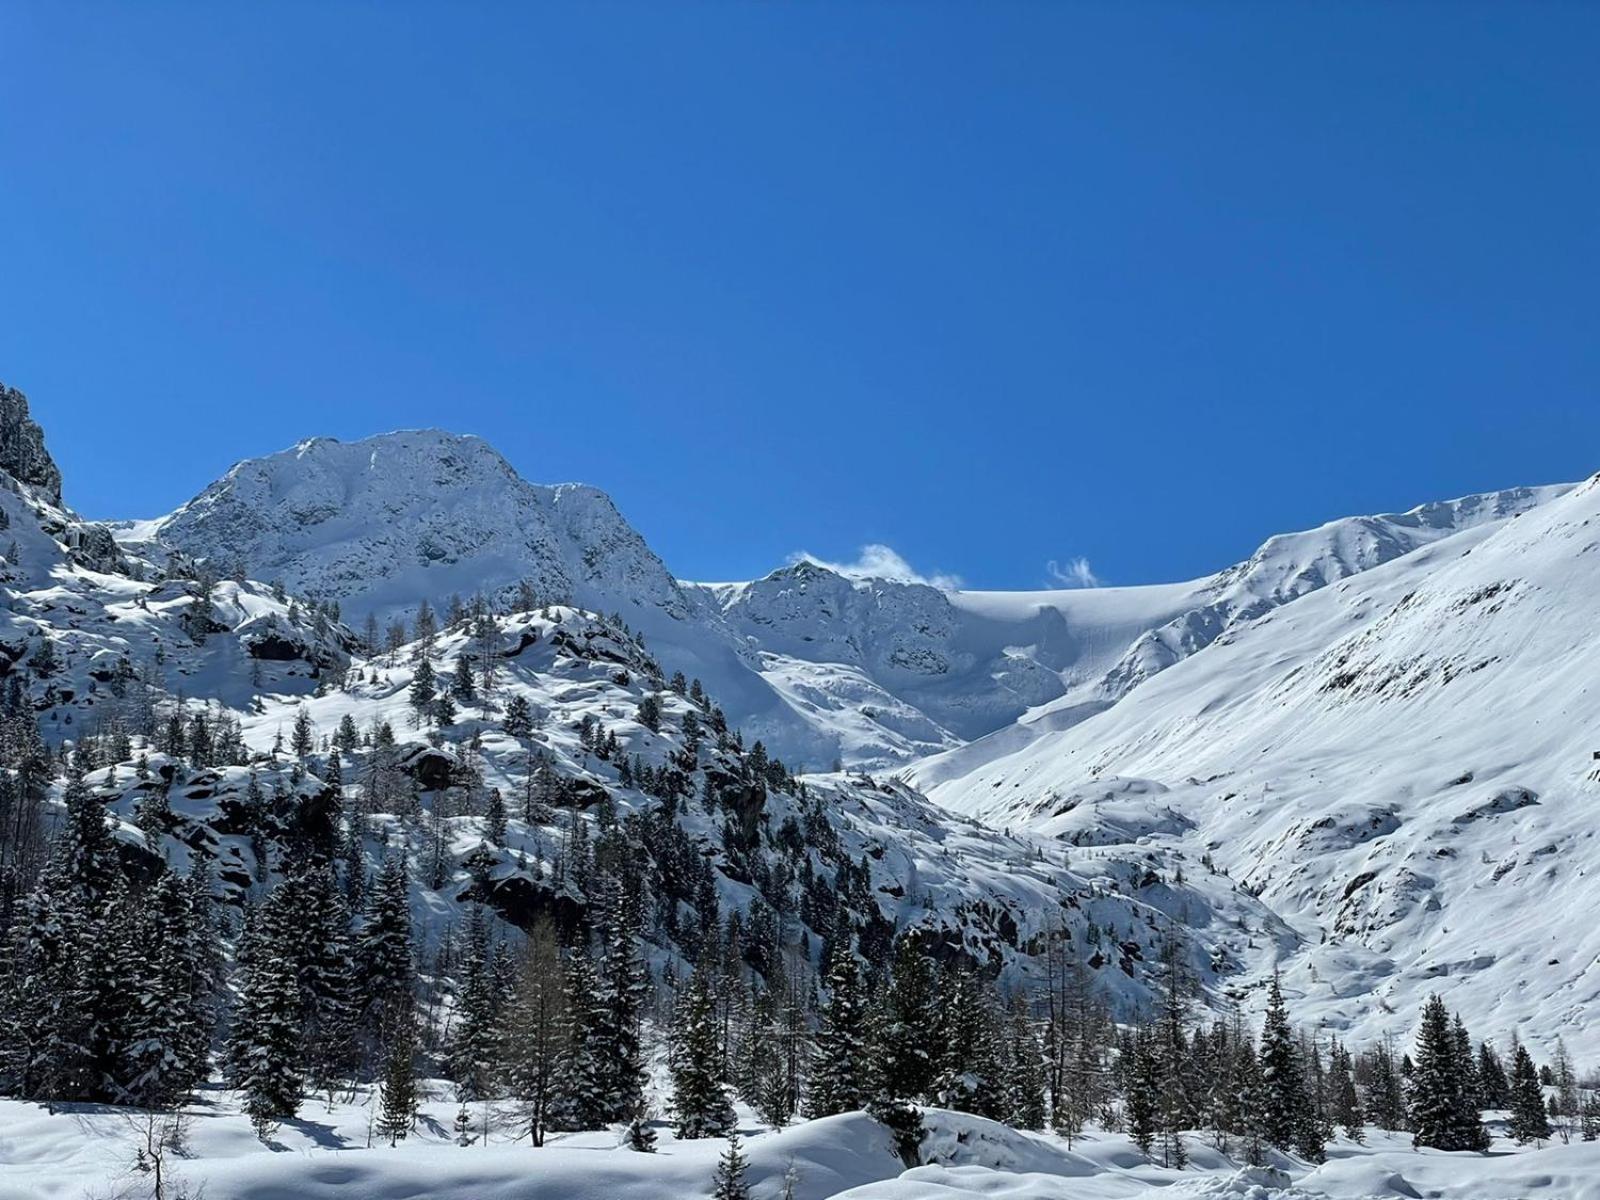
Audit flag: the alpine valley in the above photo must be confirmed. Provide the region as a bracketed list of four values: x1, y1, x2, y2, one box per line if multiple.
[4, 378, 1599, 1200]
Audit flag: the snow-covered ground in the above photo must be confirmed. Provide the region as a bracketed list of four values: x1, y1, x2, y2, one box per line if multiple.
[3, 1095, 1595, 1200]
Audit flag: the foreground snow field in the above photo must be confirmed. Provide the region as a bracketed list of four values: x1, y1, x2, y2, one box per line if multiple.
[3, 1095, 1597, 1200]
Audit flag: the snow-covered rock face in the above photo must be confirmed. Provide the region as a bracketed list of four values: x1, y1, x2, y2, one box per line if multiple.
[0, 384, 62, 504]
[0, 389, 356, 730]
[149, 429, 695, 627]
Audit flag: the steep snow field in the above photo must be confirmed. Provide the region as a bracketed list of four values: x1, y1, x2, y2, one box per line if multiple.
[922, 474, 1600, 1058]
[3, 1096, 1596, 1200]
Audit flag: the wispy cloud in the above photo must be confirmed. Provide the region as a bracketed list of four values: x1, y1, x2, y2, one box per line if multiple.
[1046, 556, 1102, 588]
[791, 543, 963, 590]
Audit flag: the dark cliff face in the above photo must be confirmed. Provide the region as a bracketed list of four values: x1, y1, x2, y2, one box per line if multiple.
[0, 384, 64, 503]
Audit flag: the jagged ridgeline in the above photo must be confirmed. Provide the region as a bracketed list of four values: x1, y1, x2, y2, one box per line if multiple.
[0, 380, 1275, 1131]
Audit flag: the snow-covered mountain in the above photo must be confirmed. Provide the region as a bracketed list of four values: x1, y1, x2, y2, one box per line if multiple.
[919, 471, 1600, 1057]
[30, 375, 1600, 1054]
[139, 427, 1563, 775]
[126, 429, 848, 764]
[1, 381, 1270, 1011]
[688, 484, 1563, 776]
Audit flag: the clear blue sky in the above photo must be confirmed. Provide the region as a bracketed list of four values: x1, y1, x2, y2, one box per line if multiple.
[2, 3, 1596, 588]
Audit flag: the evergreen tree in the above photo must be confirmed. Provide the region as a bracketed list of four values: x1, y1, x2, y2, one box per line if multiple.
[375, 1017, 419, 1146]
[1126, 1029, 1159, 1157]
[1258, 973, 1305, 1152]
[1003, 998, 1048, 1131]
[805, 936, 868, 1117]
[1408, 995, 1486, 1152]
[230, 944, 303, 1140]
[408, 660, 437, 722]
[291, 706, 315, 758]
[503, 695, 534, 741]
[671, 965, 736, 1138]
[874, 931, 938, 1104]
[1476, 1041, 1510, 1110]
[359, 854, 416, 1036]
[1327, 1039, 1364, 1143]
[484, 788, 508, 848]
[934, 968, 1004, 1118]
[711, 1130, 751, 1200]
[449, 906, 502, 1101]
[1509, 1042, 1552, 1144]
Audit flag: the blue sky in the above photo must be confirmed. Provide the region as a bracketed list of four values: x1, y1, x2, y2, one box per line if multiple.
[2, 3, 1596, 589]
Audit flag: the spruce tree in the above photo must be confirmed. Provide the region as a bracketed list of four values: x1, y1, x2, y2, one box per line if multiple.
[449, 905, 503, 1101]
[375, 1017, 419, 1146]
[1408, 995, 1486, 1152]
[712, 1130, 751, 1200]
[671, 965, 736, 1138]
[805, 938, 867, 1117]
[231, 945, 303, 1140]
[1509, 1042, 1552, 1144]
[1258, 972, 1304, 1152]
[1476, 1041, 1509, 1110]
[1126, 1029, 1159, 1156]
[359, 854, 416, 1037]
[1003, 998, 1048, 1131]
[874, 931, 938, 1104]
[1327, 1039, 1364, 1143]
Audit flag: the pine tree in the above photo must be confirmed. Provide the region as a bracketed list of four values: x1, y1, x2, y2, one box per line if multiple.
[874, 931, 938, 1104]
[712, 1130, 751, 1200]
[1509, 1042, 1552, 1144]
[1258, 972, 1305, 1152]
[375, 1017, 419, 1146]
[230, 944, 303, 1140]
[671, 965, 736, 1138]
[805, 937, 867, 1117]
[1327, 1039, 1364, 1143]
[1408, 995, 1486, 1152]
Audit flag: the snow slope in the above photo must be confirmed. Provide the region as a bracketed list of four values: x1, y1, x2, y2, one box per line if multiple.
[4, 1093, 1596, 1200]
[925, 473, 1600, 1058]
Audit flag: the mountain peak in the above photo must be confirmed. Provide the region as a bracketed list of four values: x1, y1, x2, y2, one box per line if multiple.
[0, 382, 64, 503]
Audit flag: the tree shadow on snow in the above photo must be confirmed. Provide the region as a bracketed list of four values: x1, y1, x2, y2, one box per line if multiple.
[279, 1116, 352, 1149]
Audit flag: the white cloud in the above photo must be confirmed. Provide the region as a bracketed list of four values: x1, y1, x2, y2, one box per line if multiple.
[1046, 556, 1102, 588]
[791, 543, 963, 590]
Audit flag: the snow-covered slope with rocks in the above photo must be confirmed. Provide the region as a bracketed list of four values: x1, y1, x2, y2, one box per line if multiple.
[691, 484, 1563, 775]
[923, 471, 1600, 1059]
[130, 429, 850, 764]
[0, 390, 355, 741]
[139, 426, 1564, 776]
